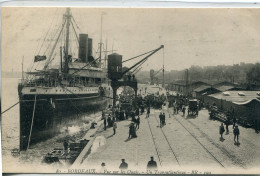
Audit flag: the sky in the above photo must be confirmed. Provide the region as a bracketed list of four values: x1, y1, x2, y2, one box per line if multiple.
[2, 7, 260, 72]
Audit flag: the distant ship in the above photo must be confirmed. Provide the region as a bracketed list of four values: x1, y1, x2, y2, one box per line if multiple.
[18, 8, 111, 150]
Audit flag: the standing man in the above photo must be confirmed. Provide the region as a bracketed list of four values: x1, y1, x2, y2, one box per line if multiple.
[225, 118, 230, 134]
[119, 159, 128, 170]
[219, 123, 225, 139]
[182, 105, 186, 117]
[136, 116, 140, 130]
[104, 117, 107, 131]
[159, 112, 163, 127]
[162, 112, 166, 126]
[146, 106, 150, 118]
[107, 114, 112, 127]
[233, 117, 237, 129]
[147, 156, 157, 170]
[113, 121, 117, 135]
[233, 125, 240, 144]
[135, 107, 139, 116]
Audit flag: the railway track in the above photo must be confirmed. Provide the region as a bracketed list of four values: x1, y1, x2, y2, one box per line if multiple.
[150, 108, 229, 168]
[146, 110, 180, 167]
[183, 117, 246, 168]
[174, 117, 225, 168]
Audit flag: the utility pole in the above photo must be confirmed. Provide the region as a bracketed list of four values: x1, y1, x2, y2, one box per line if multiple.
[22, 56, 24, 81]
[60, 46, 63, 72]
[162, 47, 165, 88]
[99, 13, 104, 64]
[186, 69, 189, 96]
[105, 39, 107, 69]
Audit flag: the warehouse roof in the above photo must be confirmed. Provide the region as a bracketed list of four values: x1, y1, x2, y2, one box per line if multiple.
[215, 85, 235, 92]
[209, 91, 260, 104]
[194, 85, 212, 92]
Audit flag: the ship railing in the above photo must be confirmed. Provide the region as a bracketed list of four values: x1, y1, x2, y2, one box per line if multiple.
[20, 78, 100, 88]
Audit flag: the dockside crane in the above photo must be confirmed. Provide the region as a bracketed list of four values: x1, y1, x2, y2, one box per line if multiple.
[107, 45, 164, 106]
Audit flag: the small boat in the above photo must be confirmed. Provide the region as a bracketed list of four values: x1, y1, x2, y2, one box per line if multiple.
[43, 139, 89, 165]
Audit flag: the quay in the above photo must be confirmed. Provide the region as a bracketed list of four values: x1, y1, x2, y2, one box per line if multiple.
[70, 105, 260, 173]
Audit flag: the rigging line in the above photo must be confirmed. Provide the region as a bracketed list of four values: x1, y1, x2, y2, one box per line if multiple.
[71, 21, 79, 44]
[44, 19, 67, 69]
[1, 101, 20, 115]
[72, 15, 82, 33]
[43, 24, 61, 56]
[28, 8, 61, 74]
[38, 8, 59, 54]
[122, 48, 157, 63]
[131, 59, 146, 73]
[63, 89, 83, 117]
[43, 16, 64, 55]
[27, 94, 37, 150]
[33, 8, 59, 56]
[93, 47, 98, 58]
[42, 11, 62, 56]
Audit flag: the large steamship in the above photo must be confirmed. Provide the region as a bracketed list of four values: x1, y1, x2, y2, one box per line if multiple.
[18, 8, 111, 150]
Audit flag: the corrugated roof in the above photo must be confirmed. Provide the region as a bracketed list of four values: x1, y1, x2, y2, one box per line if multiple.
[215, 85, 234, 92]
[209, 91, 260, 104]
[194, 85, 211, 92]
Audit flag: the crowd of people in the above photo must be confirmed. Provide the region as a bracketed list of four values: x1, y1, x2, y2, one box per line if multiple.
[96, 88, 245, 173]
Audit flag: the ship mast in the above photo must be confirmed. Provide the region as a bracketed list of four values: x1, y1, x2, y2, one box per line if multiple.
[64, 8, 71, 73]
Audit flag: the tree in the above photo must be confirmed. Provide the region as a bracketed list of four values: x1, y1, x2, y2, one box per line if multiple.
[247, 63, 260, 84]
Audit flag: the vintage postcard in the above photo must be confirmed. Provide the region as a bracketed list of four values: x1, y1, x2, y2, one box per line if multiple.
[1, 7, 260, 174]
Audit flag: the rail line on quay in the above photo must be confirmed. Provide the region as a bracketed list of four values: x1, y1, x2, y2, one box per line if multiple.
[146, 110, 180, 167]
[173, 116, 225, 168]
[146, 114, 163, 167]
[184, 118, 246, 168]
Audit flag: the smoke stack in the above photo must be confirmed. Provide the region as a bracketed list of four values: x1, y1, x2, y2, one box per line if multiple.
[78, 34, 88, 62]
[87, 38, 93, 61]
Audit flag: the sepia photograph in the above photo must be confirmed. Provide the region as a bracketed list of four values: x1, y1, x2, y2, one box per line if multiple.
[1, 7, 260, 174]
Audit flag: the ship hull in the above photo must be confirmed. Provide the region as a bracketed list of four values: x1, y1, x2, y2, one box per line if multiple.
[19, 90, 110, 150]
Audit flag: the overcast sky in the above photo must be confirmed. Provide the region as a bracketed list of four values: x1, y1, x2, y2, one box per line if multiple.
[2, 7, 260, 72]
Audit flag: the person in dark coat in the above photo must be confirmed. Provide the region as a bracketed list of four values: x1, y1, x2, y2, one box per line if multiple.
[233, 117, 237, 129]
[135, 116, 140, 130]
[147, 156, 157, 170]
[146, 106, 150, 118]
[107, 114, 112, 127]
[233, 125, 240, 144]
[159, 112, 163, 127]
[182, 106, 186, 116]
[103, 117, 107, 131]
[225, 119, 230, 134]
[135, 108, 139, 116]
[219, 123, 225, 139]
[162, 112, 166, 126]
[119, 159, 128, 170]
[129, 123, 137, 138]
[131, 114, 136, 123]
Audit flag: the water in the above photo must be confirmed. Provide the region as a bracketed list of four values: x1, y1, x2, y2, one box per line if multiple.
[1, 77, 104, 172]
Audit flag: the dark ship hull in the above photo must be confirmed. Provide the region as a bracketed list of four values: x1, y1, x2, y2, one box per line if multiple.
[19, 84, 110, 150]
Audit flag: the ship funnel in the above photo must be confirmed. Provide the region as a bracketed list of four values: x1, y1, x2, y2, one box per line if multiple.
[87, 38, 93, 62]
[78, 34, 88, 62]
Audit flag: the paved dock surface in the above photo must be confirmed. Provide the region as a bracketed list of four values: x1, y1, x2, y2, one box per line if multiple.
[74, 108, 260, 173]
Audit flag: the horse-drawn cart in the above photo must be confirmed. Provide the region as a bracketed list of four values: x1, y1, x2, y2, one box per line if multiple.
[188, 99, 199, 116]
